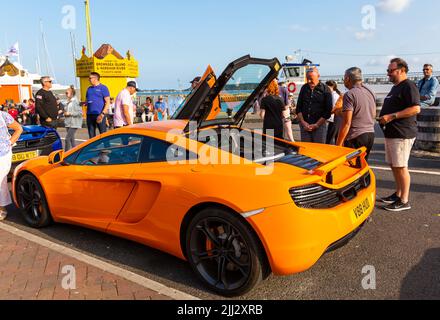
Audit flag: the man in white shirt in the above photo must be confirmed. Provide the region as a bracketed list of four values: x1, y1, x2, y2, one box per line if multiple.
[114, 82, 139, 128]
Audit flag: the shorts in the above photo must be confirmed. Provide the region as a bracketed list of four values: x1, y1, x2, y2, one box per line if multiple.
[0, 151, 12, 207]
[385, 138, 416, 168]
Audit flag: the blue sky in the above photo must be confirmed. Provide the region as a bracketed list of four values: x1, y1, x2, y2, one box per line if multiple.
[2, 0, 439, 89]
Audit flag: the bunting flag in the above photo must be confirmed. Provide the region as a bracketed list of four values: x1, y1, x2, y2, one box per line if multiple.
[7, 42, 19, 56]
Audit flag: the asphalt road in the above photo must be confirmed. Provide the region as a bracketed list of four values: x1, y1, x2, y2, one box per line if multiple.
[4, 124, 440, 300]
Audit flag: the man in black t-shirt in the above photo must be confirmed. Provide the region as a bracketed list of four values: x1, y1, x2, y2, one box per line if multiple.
[378, 58, 421, 212]
[35, 76, 60, 129]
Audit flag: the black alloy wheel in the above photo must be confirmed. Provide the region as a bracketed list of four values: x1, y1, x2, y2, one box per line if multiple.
[16, 174, 52, 228]
[186, 208, 268, 297]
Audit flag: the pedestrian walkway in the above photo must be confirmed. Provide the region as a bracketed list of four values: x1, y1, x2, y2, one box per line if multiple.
[0, 222, 193, 300]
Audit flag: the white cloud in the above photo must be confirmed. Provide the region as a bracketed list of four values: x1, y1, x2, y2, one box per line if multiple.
[289, 24, 310, 32]
[355, 31, 375, 41]
[377, 0, 412, 13]
[366, 55, 397, 67]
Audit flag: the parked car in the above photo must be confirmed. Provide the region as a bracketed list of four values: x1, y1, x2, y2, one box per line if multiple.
[10, 125, 62, 176]
[12, 56, 376, 297]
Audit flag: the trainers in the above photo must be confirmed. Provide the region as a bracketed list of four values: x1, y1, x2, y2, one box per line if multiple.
[383, 200, 412, 212]
[379, 193, 400, 204]
[0, 210, 7, 221]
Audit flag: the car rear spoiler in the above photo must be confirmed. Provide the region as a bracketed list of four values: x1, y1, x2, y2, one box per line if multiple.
[308, 148, 367, 184]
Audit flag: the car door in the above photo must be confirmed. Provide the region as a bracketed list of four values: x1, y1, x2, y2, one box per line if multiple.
[107, 136, 197, 231]
[44, 134, 144, 231]
[173, 55, 281, 132]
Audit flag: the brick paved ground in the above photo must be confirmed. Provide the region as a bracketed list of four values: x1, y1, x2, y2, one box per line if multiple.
[0, 228, 173, 300]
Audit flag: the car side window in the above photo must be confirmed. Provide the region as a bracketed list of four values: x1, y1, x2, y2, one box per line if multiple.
[64, 150, 80, 165]
[74, 135, 143, 166]
[140, 137, 197, 163]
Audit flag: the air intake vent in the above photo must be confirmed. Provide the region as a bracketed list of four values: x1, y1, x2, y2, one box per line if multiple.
[290, 172, 372, 209]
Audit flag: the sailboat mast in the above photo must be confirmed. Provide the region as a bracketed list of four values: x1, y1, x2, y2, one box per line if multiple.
[85, 0, 93, 56]
[39, 19, 57, 81]
[39, 20, 50, 76]
[36, 37, 42, 75]
[70, 32, 79, 88]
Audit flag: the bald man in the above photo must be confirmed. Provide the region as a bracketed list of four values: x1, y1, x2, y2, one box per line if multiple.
[296, 68, 333, 144]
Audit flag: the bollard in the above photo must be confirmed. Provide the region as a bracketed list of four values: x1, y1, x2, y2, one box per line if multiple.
[416, 106, 440, 153]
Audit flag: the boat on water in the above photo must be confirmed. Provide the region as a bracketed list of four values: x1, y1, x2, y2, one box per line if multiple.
[278, 58, 394, 98]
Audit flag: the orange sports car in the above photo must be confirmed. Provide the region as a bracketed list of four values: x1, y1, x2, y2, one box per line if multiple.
[12, 56, 376, 297]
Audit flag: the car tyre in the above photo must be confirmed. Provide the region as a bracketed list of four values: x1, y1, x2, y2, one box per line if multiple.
[186, 207, 267, 297]
[16, 174, 53, 228]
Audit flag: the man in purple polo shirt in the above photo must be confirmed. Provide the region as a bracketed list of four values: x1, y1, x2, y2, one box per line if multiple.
[86, 72, 111, 138]
[278, 79, 290, 107]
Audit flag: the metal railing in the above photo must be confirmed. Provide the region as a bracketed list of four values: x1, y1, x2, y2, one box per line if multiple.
[320, 72, 440, 84]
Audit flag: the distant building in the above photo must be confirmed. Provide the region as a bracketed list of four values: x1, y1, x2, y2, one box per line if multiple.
[0, 57, 33, 104]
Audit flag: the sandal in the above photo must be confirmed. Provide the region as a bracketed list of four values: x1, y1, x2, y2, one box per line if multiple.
[0, 208, 7, 221]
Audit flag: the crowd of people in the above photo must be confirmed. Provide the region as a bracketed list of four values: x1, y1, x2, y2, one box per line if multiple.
[0, 99, 38, 125]
[1, 58, 438, 219]
[261, 57, 438, 212]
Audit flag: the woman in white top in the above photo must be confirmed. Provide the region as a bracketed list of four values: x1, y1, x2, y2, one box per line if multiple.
[325, 81, 343, 145]
[63, 86, 83, 151]
[0, 111, 23, 220]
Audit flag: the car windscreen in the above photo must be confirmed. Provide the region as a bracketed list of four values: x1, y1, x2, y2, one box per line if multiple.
[210, 64, 272, 122]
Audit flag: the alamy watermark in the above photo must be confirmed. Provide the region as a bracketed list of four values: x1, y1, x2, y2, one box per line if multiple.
[362, 265, 377, 290]
[61, 5, 76, 30]
[361, 5, 377, 31]
[165, 121, 278, 176]
[61, 265, 77, 290]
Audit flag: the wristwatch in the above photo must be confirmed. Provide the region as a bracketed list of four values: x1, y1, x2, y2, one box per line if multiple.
[392, 113, 398, 120]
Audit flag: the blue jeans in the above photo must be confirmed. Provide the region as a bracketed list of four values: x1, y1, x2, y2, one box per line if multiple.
[87, 114, 107, 139]
[300, 123, 328, 144]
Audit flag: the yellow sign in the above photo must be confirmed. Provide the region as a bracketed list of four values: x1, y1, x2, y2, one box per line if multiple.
[76, 59, 94, 77]
[75, 45, 140, 101]
[76, 54, 139, 78]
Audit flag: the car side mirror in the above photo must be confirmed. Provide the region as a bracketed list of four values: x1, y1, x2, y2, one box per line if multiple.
[48, 150, 64, 165]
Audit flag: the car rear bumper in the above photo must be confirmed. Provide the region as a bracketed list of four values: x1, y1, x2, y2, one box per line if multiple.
[246, 171, 376, 276]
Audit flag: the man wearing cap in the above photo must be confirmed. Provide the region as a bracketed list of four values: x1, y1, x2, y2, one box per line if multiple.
[113, 81, 139, 128]
[190, 77, 201, 90]
[154, 96, 167, 121]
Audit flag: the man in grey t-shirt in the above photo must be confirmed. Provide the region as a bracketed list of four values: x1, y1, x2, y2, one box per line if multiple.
[337, 67, 376, 160]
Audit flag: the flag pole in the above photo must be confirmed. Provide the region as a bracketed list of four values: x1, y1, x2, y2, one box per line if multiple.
[16, 43, 23, 105]
[85, 0, 93, 56]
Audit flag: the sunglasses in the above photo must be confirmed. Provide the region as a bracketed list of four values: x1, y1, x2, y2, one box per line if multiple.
[387, 68, 400, 73]
[44, 80, 53, 83]
[423, 68, 431, 71]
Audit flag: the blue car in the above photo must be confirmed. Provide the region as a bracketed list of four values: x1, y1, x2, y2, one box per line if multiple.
[9, 125, 63, 175]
